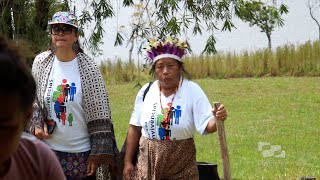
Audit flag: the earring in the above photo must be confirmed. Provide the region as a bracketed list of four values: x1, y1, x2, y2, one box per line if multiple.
[72, 42, 79, 53]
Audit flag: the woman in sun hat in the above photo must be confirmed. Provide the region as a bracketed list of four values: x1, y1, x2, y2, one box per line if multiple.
[122, 35, 228, 179]
[29, 11, 119, 180]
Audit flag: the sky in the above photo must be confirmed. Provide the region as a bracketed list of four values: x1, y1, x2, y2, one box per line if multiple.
[78, 0, 319, 62]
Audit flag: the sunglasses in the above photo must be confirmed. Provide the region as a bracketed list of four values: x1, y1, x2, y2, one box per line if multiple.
[51, 25, 74, 35]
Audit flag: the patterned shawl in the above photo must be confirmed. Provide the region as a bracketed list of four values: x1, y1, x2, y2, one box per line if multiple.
[30, 51, 119, 162]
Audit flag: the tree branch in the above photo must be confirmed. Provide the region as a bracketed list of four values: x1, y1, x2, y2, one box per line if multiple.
[307, 0, 320, 40]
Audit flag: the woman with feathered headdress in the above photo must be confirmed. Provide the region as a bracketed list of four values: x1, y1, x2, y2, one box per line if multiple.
[123, 35, 228, 179]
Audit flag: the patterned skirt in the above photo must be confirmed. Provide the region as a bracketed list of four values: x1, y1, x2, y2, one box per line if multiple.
[135, 136, 199, 180]
[55, 150, 96, 180]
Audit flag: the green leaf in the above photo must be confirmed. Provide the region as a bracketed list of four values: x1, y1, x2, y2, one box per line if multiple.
[123, 0, 134, 6]
[193, 21, 202, 35]
[280, 4, 289, 14]
[114, 32, 124, 46]
[222, 19, 235, 32]
[202, 34, 217, 54]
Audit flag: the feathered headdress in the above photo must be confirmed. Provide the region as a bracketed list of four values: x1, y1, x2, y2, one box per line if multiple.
[145, 35, 189, 64]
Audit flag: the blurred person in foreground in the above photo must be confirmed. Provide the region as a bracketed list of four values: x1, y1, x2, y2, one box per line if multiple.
[28, 12, 119, 179]
[123, 35, 228, 180]
[0, 36, 65, 180]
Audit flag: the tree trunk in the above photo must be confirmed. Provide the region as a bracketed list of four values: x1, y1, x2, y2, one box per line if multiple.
[307, 1, 320, 41]
[318, 26, 320, 41]
[128, 39, 134, 63]
[12, 0, 28, 39]
[34, 0, 51, 31]
[0, 0, 13, 39]
[266, 32, 271, 49]
[128, 39, 134, 78]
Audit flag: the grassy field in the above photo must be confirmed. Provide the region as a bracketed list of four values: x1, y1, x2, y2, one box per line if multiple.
[106, 77, 319, 179]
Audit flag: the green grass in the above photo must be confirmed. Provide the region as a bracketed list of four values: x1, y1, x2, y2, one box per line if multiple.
[107, 77, 320, 179]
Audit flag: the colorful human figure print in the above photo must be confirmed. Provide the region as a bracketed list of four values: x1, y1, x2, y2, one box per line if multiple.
[52, 85, 63, 102]
[64, 84, 70, 102]
[57, 94, 64, 104]
[68, 113, 73, 126]
[54, 100, 61, 121]
[175, 105, 181, 124]
[60, 112, 66, 125]
[169, 107, 175, 125]
[158, 127, 165, 140]
[157, 113, 164, 126]
[52, 79, 77, 126]
[59, 102, 66, 116]
[164, 129, 171, 140]
[61, 79, 67, 93]
[69, 82, 76, 101]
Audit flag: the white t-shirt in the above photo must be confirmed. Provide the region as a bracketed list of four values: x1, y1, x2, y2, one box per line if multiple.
[130, 79, 214, 140]
[43, 56, 90, 152]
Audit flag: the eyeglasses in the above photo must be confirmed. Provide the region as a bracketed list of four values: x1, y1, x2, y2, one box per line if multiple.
[51, 25, 74, 35]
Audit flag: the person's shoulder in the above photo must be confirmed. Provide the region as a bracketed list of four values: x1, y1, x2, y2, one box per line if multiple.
[76, 53, 102, 78]
[141, 80, 157, 93]
[134, 81, 156, 99]
[34, 51, 52, 62]
[19, 133, 56, 165]
[33, 51, 53, 69]
[142, 81, 155, 89]
[19, 133, 52, 155]
[11, 133, 48, 173]
[183, 79, 202, 90]
[15, 134, 65, 179]
[77, 52, 94, 63]
[180, 79, 206, 96]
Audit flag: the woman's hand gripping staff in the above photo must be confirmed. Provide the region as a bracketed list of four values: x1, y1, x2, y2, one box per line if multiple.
[213, 102, 231, 180]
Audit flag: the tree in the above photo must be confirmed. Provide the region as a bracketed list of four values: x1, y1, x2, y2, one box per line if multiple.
[0, 0, 55, 64]
[116, 3, 155, 63]
[78, 0, 114, 55]
[1, 0, 248, 57]
[238, 0, 288, 49]
[0, 0, 68, 53]
[120, 0, 246, 54]
[307, 0, 320, 40]
[115, 1, 246, 86]
[118, 2, 163, 87]
[0, 0, 114, 56]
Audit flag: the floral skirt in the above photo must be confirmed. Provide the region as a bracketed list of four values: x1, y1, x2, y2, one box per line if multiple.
[134, 136, 199, 180]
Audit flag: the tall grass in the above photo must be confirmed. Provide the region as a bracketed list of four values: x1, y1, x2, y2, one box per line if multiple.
[100, 58, 138, 84]
[99, 40, 320, 84]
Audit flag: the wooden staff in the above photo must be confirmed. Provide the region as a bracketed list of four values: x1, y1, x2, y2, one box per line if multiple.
[214, 102, 231, 180]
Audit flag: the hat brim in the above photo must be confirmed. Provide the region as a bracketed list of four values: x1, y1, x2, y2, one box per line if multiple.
[153, 54, 182, 63]
[48, 22, 78, 29]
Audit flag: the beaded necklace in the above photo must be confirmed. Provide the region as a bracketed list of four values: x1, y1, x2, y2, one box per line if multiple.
[159, 85, 177, 124]
[158, 77, 182, 124]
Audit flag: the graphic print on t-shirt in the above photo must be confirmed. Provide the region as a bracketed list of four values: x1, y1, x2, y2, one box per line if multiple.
[52, 79, 76, 126]
[156, 103, 182, 140]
